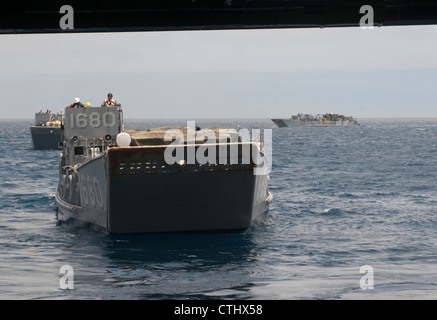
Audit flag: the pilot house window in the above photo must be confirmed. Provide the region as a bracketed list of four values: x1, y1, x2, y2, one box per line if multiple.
[74, 147, 84, 155]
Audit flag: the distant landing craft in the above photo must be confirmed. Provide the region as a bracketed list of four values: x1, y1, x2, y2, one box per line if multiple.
[30, 110, 63, 149]
[272, 113, 359, 127]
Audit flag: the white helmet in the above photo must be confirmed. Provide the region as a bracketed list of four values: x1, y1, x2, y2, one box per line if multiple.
[74, 97, 80, 103]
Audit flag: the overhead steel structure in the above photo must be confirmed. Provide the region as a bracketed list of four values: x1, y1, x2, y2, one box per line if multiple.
[1, 1, 437, 34]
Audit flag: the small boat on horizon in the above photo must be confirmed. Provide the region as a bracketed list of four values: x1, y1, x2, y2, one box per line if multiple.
[272, 112, 359, 127]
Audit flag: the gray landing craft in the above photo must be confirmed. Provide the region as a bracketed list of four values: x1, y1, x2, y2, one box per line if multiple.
[272, 112, 359, 127]
[30, 110, 63, 149]
[56, 106, 272, 233]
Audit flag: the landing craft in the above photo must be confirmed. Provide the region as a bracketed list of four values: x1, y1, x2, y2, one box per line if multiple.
[56, 106, 272, 233]
[272, 112, 359, 127]
[30, 110, 63, 149]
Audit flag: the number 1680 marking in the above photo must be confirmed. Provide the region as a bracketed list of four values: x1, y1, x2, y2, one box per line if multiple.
[70, 112, 116, 129]
[80, 174, 105, 209]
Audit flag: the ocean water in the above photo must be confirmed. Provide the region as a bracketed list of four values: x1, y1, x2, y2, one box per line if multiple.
[0, 118, 437, 300]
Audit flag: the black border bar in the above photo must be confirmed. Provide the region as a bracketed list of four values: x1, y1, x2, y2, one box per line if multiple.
[1, 1, 437, 34]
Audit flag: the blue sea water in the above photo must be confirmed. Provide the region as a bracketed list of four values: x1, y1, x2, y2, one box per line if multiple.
[0, 118, 437, 300]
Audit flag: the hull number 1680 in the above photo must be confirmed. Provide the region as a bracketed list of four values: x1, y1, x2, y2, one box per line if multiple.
[70, 112, 116, 129]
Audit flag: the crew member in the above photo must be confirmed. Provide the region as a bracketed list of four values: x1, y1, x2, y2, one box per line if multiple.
[101, 93, 121, 107]
[67, 97, 85, 108]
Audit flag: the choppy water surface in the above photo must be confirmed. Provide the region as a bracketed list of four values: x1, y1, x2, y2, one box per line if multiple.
[0, 118, 436, 299]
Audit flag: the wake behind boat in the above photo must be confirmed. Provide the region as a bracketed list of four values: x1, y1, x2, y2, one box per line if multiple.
[56, 106, 272, 233]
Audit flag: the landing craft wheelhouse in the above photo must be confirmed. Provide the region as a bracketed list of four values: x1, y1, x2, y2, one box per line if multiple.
[56, 106, 272, 233]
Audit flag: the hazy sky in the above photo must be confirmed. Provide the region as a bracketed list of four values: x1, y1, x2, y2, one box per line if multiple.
[1, 25, 437, 119]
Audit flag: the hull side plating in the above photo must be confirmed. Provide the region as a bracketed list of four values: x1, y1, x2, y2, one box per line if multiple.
[56, 155, 108, 229]
[30, 126, 62, 149]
